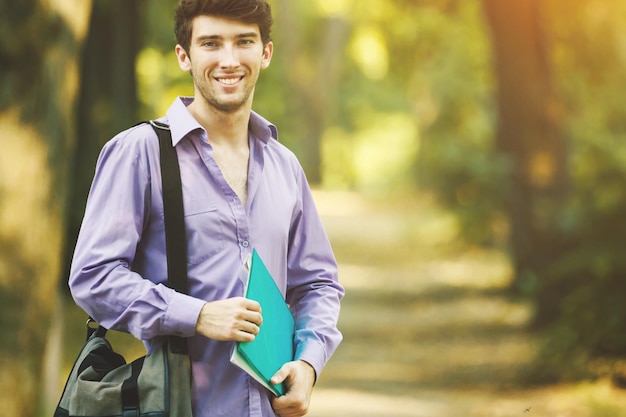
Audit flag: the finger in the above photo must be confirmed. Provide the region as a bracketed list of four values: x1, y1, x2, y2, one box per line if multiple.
[241, 298, 262, 312]
[274, 408, 304, 417]
[237, 309, 263, 328]
[245, 310, 263, 326]
[235, 329, 256, 342]
[239, 319, 261, 336]
[270, 362, 292, 385]
[272, 399, 308, 417]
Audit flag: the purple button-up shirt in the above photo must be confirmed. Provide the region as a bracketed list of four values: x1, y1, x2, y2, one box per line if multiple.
[69, 97, 344, 417]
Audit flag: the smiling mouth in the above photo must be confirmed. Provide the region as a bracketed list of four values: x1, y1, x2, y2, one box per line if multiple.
[216, 76, 243, 86]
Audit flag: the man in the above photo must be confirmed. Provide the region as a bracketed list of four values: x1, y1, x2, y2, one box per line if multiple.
[69, 1, 344, 416]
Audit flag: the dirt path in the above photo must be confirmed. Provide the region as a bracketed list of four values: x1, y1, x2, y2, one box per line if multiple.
[55, 190, 626, 416]
[307, 190, 626, 417]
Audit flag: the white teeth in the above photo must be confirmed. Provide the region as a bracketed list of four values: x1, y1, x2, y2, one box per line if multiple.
[218, 77, 240, 85]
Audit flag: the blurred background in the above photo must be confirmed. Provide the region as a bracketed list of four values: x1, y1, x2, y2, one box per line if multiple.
[2, 0, 626, 415]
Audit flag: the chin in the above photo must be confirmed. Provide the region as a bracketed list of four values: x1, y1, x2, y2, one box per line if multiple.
[212, 101, 246, 113]
[210, 95, 250, 113]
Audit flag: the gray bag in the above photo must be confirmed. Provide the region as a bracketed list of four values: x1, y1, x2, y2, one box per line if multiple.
[54, 121, 192, 417]
[53, 324, 192, 417]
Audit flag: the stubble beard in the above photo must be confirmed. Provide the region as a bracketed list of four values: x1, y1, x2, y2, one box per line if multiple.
[193, 70, 252, 114]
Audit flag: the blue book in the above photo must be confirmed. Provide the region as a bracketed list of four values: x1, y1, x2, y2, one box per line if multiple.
[230, 249, 295, 396]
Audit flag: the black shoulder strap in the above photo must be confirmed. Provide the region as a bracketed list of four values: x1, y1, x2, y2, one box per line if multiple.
[150, 121, 189, 354]
[150, 120, 189, 296]
[90, 121, 190, 353]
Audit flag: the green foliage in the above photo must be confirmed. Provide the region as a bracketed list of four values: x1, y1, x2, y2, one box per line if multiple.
[360, 0, 626, 381]
[501, 0, 626, 382]
[400, 1, 504, 244]
[133, 0, 626, 383]
[0, 0, 63, 116]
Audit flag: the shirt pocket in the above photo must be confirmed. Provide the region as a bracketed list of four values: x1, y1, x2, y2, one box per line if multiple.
[183, 198, 225, 264]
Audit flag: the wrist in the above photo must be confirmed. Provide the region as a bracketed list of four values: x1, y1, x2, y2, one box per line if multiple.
[298, 359, 317, 385]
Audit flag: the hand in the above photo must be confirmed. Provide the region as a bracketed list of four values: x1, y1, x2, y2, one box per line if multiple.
[195, 297, 262, 342]
[270, 360, 316, 417]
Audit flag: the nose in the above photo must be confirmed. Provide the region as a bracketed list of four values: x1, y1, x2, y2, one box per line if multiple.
[219, 44, 240, 68]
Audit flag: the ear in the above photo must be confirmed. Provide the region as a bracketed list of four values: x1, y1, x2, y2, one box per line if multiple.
[175, 44, 192, 72]
[260, 41, 273, 70]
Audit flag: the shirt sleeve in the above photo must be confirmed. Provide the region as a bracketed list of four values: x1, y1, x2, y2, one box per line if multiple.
[69, 127, 205, 341]
[286, 165, 345, 380]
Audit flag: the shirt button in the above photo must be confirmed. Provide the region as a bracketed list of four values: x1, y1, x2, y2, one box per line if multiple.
[241, 240, 249, 248]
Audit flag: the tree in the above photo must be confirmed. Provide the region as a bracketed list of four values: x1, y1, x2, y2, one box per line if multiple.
[0, 0, 92, 414]
[265, 0, 350, 184]
[524, 0, 626, 379]
[64, 0, 143, 293]
[481, 0, 568, 295]
[481, 0, 626, 381]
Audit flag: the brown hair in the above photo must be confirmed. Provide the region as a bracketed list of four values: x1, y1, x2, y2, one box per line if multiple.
[175, 0, 273, 52]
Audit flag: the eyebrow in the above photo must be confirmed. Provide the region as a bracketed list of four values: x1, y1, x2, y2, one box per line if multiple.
[196, 32, 260, 42]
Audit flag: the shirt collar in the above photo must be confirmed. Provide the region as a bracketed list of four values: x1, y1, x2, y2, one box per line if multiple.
[164, 97, 203, 147]
[164, 96, 278, 146]
[249, 110, 279, 144]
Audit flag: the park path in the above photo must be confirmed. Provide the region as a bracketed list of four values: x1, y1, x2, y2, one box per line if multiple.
[53, 189, 626, 417]
[306, 190, 626, 417]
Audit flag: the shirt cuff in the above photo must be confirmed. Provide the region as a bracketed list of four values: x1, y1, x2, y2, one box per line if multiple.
[294, 340, 327, 382]
[162, 290, 206, 337]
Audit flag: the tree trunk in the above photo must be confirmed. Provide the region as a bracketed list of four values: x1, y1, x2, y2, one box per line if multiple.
[0, 0, 92, 415]
[273, 1, 349, 184]
[63, 0, 142, 289]
[481, 0, 568, 295]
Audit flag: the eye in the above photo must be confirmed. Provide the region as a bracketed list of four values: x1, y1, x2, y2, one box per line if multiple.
[201, 40, 218, 48]
[238, 39, 254, 46]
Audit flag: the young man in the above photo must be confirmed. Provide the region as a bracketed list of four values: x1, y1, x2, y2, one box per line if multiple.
[68, 1, 344, 416]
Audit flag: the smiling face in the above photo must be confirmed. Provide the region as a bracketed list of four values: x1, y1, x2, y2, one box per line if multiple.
[175, 15, 273, 114]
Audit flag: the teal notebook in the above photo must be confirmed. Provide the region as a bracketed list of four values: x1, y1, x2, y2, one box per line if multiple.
[230, 249, 295, 396]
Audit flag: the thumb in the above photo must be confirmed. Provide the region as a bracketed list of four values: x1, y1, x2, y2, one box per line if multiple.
[270, 362, 292, 385]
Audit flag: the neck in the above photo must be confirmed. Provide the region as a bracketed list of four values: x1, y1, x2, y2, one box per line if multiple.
[187, 98, 251, 148]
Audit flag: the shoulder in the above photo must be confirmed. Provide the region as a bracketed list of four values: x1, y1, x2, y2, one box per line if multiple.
[265, 136, 297, 158]
[105, 122, 158, 152]
[95, 122, 161, 176]
[99, 122, 160, 160]
[265, 137, 304, 176]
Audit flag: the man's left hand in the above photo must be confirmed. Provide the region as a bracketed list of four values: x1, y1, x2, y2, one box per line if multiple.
[270, 360, 316, 417]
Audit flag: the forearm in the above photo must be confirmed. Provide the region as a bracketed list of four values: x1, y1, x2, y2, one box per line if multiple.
[70, 260, 205, 339]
